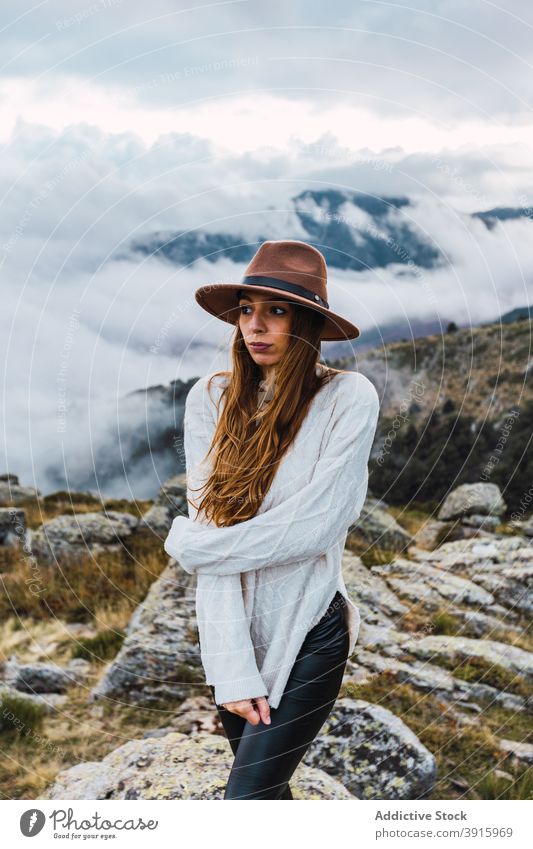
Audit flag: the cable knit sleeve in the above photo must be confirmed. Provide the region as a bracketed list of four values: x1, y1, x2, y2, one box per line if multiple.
[164, 372, 379, 576]
[178, 375, 268, 704]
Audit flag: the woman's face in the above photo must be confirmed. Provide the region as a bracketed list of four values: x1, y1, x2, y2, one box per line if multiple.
[238, 291, 293, 371]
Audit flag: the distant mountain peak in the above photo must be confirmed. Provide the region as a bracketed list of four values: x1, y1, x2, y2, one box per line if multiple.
[122, 187, 442, 273]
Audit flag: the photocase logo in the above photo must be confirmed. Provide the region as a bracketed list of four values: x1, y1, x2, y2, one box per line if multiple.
[20, 809, 46, 836]
[19, 806, 159, 838]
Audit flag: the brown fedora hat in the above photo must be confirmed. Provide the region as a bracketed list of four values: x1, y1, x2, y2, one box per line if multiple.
[194, 239, 360, 341]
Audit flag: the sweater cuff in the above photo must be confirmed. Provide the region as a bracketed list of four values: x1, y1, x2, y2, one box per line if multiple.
[213, 673, 269, 706]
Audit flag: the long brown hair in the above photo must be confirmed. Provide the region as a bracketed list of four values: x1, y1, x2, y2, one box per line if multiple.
[188, 300, 347, 527]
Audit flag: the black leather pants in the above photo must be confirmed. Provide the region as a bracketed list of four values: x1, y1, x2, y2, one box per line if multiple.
[209, 590, 350, 800]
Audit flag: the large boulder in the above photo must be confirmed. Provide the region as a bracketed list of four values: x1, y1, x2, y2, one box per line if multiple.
[438, 483, 506, 521]
[349, 497, 414, 552]
[90, 563, 203, 706]
[0, 473, 41, 506]
[43, 731, 355, 800]
[303, 697, 436, 799]
[29, 510, 140, 563]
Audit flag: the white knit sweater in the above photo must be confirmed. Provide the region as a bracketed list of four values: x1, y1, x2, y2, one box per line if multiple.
[164, 366, 380, 708]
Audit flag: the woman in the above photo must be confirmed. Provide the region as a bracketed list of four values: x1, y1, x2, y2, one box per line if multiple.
[164, 239, 380, 799]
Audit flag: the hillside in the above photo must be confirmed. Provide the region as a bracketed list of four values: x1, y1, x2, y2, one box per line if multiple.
[340, 316, 531, 422]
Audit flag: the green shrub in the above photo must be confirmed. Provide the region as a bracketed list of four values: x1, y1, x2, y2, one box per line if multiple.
[430, 654, 531, 698]
[432, 610, 461, 636]
[0, 692, 46, 737]
[71, 629, 126, 662]
[476, 768, 533, 800]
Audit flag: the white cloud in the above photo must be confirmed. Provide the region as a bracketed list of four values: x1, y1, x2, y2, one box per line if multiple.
[1, 0, 532, 496]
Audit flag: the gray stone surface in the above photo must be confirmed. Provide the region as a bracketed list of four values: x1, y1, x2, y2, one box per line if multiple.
[29, 510, 140, 562]
[90, 563, 202, 706]
[303, 698, 437, 800]
[438, 483, 506, 521]
[44, 731, 355, 800]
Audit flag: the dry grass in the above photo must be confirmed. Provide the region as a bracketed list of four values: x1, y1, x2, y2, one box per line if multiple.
[0, 497, 187, 799]
[0, 528, 168, 625]
[342, 671, 533, 800]
[2, 494, 153, 531]
[0, 683, 179, 799]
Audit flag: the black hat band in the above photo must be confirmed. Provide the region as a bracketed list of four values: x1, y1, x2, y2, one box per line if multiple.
[240, 275, 329, 310]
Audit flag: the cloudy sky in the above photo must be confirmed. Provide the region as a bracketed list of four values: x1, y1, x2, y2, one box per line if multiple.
[1, 0, 532, 496]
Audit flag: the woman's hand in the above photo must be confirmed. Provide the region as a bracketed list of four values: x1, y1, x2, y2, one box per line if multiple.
[221, 696, 271, 725]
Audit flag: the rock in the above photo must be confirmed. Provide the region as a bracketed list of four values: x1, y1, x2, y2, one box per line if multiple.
[436, 523, 496, 543]
[61, 622, 99, 640]
[90, 563, 203, 706]
[357, 623, 533, 683]
[371, 557, 495, 608]
[498, 738, 533, 766]
[29, 510, 140, 563]
[65, 658, 91, 680]
[493, 768, 514, 781]
[142, 727, 175, 739]
[519, 514, 533, 537]
[402, 634, 533, 682]
[138, 504, 174, 535]
[438, 483, 506, 521]
[0, 507, 26, 546]
[43, 731, 355, 799]
[0, 682, 67, 712]
[412, 535, 528, 570]
[303, 698, 436, 800]
[0, 473, 19, 483]
[349, 650, 527, 713]
[445, 607, 519, 639]
[413, 519, 449, 550]
[156, 475, 188, 516]
[4, 659, 86, 694]
[343, 660, 374, 685]
[454, 701, 483, 713]
[0, 477, 41, 506]
[167, 695, 221, 736]
[349, 497, 413, 552]
[408, 537, 533, 617]
[357, 623, 409, 656]
[469, 564, 533, 617]
[462, 514, 501, 530]
[342, 551, 409, 627]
